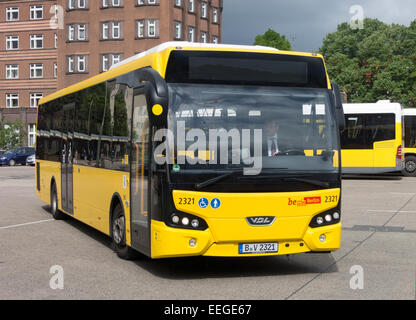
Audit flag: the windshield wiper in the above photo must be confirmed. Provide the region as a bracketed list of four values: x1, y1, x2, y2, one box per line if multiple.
[195, 167, 288, 190]
[281, 177, 330, 188]
[194, 169, 243, 190]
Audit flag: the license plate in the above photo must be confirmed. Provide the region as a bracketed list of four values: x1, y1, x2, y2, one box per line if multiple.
[238, 242, 278, 254]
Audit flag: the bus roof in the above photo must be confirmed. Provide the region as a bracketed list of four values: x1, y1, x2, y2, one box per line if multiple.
[343, 100, 403, 122]
[39, 41, 326, 105]
[402, 108, 416, 116]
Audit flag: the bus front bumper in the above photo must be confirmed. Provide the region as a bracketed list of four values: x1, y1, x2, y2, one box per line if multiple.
[150, 220, 341, 259]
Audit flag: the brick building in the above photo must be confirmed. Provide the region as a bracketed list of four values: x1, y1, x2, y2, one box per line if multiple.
[0, 0, 223, 147]
[58, 0, 223, 89]
[0, 0, 58, 147]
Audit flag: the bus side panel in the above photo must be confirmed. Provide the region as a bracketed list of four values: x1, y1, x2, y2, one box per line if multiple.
[373, 123, 402, 169]
[35, 160, 62, 208]
[373, 140, 396, 168]
[72, 165, 131, 244]
[341, 149, 374, 168]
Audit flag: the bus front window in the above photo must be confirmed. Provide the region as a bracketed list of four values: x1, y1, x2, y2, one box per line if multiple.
[166, 84, 340, 179]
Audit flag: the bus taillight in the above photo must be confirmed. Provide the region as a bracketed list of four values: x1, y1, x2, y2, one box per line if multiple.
[397, 145, 402, 160]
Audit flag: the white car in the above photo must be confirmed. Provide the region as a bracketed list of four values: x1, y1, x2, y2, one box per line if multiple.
[26, 154, 35, 166]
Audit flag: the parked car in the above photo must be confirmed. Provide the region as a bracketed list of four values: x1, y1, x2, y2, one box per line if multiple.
[0, 147, 35, 166]
[26, 154, 35, 166]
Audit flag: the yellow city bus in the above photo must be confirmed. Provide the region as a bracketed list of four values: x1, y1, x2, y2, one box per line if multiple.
[402, 108, 416, 176]
[35, 42, 345, 259]
[340, 101, 404, 174]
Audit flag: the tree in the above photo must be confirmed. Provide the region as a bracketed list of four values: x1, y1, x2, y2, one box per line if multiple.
[254, 28, 292, 51]
[0, 117, 26, 150]
[319, 18, 416, 108]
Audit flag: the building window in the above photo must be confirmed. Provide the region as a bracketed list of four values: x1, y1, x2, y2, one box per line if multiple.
[112, 0, 121, 6]
[28, 124, 36, 147]
[68, 56, 74, 73]
[201, 31, 207, 43]
[6, 65, 19, 79]
[78, 56, 86, 72]
[30, 5, 43, 20]
[148, 20, 156, 37]
[212, 7, 218, 23]
[112, 22, 121, 39]
[188, 26, 195, 42]
[6, 94, 19, 108]
[78, 24, 86, 40]
[30, 35, 43, 49]
[212, 36, 218, 44]
[78, 0, 86, 9]
[175, 21, 182, 40]
[102, 23, 109, 39]
[30, 93, 43, 108]
[69, 0, 88, 10]
[147, 0, 156, 4]
[6, 36, 19, 50]
[6, 7, 19, 21]
[54, 33, 58, 48]
[68, 56, 87, 73]
[102, 55, 109, 72]
[54, 63, 58, 78]
[201, 2, 207, 18]
[68, 25, 75, 41]
[30, 64, 43, 78]
[137, 20, 144, 38]
[112, 54, 121, 66]
[175, 0, 182, 7]
[188, 0, 194, 13]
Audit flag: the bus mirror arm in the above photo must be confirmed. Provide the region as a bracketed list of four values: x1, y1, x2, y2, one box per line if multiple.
[331, 82, 345, 131]
[134, 67, 169, 126]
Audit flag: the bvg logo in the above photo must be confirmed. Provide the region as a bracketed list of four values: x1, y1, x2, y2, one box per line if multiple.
[246, 216, 276, 226]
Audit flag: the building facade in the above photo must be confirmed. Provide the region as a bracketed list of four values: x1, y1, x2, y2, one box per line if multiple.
[0, 0, 58, 147]
[58, 0, 223, 89]
[0, 0, 222, 148]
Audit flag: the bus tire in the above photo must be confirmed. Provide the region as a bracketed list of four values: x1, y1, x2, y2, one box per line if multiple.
[50, 183, 66, 220]
[403, 155, 416, 177]
[111, 203, 137, 260]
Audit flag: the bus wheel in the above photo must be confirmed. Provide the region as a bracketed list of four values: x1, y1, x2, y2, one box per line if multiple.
[403, 156, 416, 177]
[111, 204, 137, 260]
[50, 183, 66, 220]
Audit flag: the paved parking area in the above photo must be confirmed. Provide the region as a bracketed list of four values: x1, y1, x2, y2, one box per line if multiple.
[0, 166, 415, 300]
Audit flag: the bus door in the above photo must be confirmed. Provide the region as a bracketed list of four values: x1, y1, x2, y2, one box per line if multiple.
[371, 113, 396, 168]
[130, 90, 151, 255]
[61, 103, 75, 215]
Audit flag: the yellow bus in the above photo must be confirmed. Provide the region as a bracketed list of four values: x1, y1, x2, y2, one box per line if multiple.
[402, 108, 416, 176]
[36, 42, 345, 259]
[340, 101, 404, 174]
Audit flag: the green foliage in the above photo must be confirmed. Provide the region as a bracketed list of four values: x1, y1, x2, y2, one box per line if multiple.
[0, 117, 26, 150]
[254, 28, 292, 51]
[320, 18, 416, 108]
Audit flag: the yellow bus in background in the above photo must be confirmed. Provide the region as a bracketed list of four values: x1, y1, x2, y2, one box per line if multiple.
[35, 42, 345, 260]
[402, 108, 416, 176]
[340, 101, 404, 174]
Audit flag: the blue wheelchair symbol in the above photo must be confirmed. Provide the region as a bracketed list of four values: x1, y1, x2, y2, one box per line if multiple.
[198, 197, 209, 209]
[211, 198, 221, 209]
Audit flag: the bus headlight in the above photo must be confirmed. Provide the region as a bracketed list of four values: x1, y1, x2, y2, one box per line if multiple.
[309, 209, 341, 228]
[168, 212, 208, 231]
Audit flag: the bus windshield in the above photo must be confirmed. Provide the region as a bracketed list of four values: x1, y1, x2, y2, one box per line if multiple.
[167, 83, 339, 176]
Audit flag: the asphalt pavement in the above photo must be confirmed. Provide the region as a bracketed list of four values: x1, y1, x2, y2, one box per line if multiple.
[0, 166, 415, 300]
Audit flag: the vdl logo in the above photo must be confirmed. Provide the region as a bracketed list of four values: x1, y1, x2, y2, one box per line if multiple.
[246, 216, 276, 226]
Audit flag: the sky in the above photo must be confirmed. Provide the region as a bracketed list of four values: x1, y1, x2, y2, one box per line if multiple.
[222, 0, 416, 52]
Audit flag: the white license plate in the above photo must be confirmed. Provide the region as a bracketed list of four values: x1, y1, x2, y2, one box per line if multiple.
[238, 242, 278, 254]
